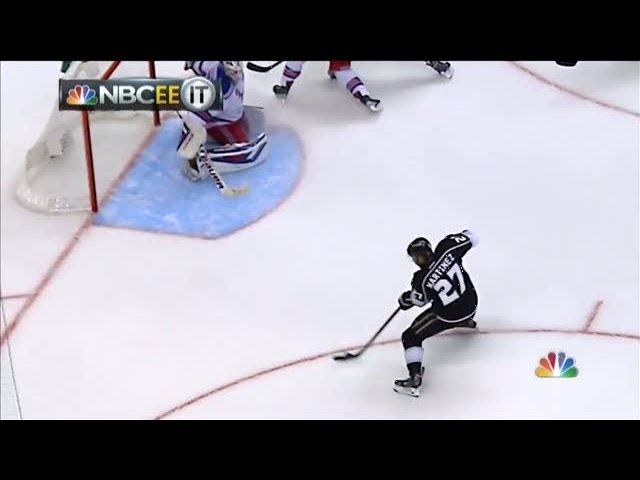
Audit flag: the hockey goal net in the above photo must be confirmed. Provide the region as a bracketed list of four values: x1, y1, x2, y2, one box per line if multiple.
[15, 61, 161, 213]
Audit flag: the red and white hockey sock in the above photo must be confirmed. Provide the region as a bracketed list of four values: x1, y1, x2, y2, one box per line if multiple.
[280, 61, 304, 87]
[333, 68, 370, 98]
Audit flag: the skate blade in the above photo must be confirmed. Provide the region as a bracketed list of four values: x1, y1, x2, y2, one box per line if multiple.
[273, 94, 287, 105]
[441, 68, 454, 80]
[393, 385, 421, 397]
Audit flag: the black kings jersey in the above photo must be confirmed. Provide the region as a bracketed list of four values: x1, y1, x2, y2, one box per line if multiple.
[409, 232, 478, 321]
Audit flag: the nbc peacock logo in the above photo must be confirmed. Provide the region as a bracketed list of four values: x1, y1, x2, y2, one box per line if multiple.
[66, 84, 97, 106]
[535, 351, 579, 378]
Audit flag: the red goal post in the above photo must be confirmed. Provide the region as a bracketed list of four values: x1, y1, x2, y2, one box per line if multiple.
[82, 62, 160, 211]
[16, 61, 162, 214]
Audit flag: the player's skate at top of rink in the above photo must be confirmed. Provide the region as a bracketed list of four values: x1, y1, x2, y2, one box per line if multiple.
[272, 61, 383, 112]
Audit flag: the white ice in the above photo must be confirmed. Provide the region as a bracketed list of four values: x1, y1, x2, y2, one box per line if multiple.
[1, 61, 638, 419]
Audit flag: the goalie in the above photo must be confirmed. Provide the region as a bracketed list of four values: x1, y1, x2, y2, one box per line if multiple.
[178, 61, 269, 181]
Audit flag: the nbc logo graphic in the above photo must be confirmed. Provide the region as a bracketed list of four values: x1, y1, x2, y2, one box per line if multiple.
[535, 351, 579, 378]
[66, 84, 97, 106]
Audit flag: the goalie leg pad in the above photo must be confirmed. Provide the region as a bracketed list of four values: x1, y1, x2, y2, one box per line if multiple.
[202, 106, 269, 173]
[177, 114, 207, 160]
[205, 134, 269, 173]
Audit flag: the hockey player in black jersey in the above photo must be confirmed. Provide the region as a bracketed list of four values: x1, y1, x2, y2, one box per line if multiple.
[394, 230, 479, 397]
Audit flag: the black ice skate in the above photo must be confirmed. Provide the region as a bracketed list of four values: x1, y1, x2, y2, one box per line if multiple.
[556, 61, 578, 67]
[355, 92, 383, 112]
[273, 82, 292, 100]
[393, 367, 425, 397]
[328, 70, 337, 80]
[426, 61, 454, 80]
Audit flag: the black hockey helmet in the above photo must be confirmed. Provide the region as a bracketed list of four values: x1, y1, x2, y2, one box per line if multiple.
[407, 237, 433, 266]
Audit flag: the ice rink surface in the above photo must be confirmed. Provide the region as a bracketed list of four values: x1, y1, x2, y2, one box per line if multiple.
[1, 61, 638, 419]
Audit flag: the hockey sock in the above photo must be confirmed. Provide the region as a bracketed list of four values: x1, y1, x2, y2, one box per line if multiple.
[280, 61, 304, 87]
[334, 68, 370, 98]
[405, 346, 424, 376]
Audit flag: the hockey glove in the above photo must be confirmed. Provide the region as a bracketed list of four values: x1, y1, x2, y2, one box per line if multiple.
[399, 291, 414, 310]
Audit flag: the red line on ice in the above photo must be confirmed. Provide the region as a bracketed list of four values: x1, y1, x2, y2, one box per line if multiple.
[510, 62, 640, 119]
[0, 120, 304, 346]
[0, 127, 161, 349]
[583, 300, 604, 332]
[154, 323, 639, 420]
[0, 216, 94, 348]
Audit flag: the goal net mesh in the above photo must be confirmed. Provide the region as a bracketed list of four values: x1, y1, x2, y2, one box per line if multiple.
[15, 61, 159, 213]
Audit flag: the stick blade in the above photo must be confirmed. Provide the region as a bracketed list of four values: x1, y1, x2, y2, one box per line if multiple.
[333, 352, 357, 361]
[246, 62, 282, 73]
[222, 184, 250, 197]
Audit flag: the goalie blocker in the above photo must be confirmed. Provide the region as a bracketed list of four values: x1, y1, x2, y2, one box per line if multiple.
[178, 106, 269, 181]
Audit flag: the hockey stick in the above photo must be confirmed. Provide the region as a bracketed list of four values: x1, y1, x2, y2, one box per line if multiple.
[333, 306, 402, 361]
[199, 148, 250, 197]
[176, 112, 249, 197]
[246, 61, 283, 73]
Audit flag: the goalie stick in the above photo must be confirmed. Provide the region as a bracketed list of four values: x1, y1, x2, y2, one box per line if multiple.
[246, 61, 283, 73]
[176, 112, 249, 197]
[333, 306, 402, 361]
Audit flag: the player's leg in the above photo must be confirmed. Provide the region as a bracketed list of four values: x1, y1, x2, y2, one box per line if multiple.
[206, 119, 249, 145]
[204, 117, 251, 166]
[394, 311, 476, 396]
[328, 61, 382, 112]
[327, 60, 350, 80]
[394, 311, 438, 396]
[273, 61, 305, 98]
[178, 112, 209, 181]
[181, 113, 250, 180]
